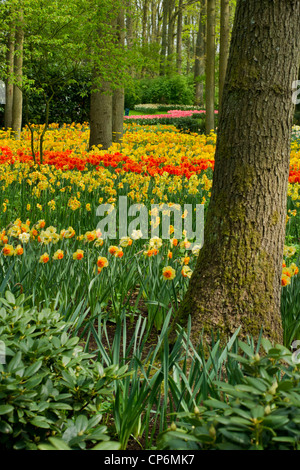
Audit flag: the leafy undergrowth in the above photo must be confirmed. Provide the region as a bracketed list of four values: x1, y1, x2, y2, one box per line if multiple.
[1, 292, 300, 450]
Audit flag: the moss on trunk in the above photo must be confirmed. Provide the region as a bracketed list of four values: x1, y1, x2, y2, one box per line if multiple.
[172, 0, 300, 347]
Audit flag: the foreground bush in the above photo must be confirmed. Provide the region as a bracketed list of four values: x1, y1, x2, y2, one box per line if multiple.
[0, 292, 124, 450]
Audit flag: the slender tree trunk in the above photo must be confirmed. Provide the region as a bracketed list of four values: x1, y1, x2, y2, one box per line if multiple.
[112, 9, 125, 144]
[12, 11, 24, 140]
[160, 0, 169, 75]
[173, 0, 300, 346]
[219, 0, 230, 112]
[126, 0, 134, 49]
[191, 16, 196, 75]
[185, 15, 191, 74]
[176, 0, 183, 74]
[167, 0, 175, 71]
[142, 0, 149, 46]
[151, 0, 157, 44]
[5, 31, 15, 130]
[205, 0, 215, 133]
[89, 75, 113, 151]
[194, 0, 206, 106]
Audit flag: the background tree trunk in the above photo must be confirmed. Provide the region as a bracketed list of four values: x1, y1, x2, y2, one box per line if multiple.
[176, 0, 183, 75]
[89, 77, 112, 150]
[185, 15, 191, 74]
[194, 0, 206, 106]
[205, 0, 215, 133]
[219, 0, 230, 112]
[12, 11, 24, 140]
[167, 0, 176, 71]
[160, 0, 169, 75]
[174, 0, 300, 346]
[4, 30, 15, 131]
[151, 0, 157, 44]
[112, 9, 125, 144]
[126, 0, 133, 49]
[142, 0, 149, 46]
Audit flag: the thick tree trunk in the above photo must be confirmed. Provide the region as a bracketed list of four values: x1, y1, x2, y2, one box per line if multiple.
[194, 0, 206, 106]
[205, 0, 215, 133]
[5, 31, 15, 130]
[89, 77, 112, 150]
[219, 0, 230, 112]
[12, 12, 24, 140]
[174, 0, 300, 345]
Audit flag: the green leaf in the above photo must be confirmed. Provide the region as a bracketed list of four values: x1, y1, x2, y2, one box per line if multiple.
[219, 429, 251, 446]
[7, 351, 22, 372]
[272, 436, 297, 443]
[5, 291, 15, 305]
[25, 360, 43, 377]
[91, 441, 121, 450]
[49, 403, 73, 410]
[0, 405, 14, 415]
[61, 332, 68, 345]
[0, 420, 13, 433]
[203, 398, 231, 410]
[263, 415, 290, 428]
[47, 437, 71, 450]
[75, 415, 89, 433]
[238, 341, 255, 357]
[30, 417, 51, 429]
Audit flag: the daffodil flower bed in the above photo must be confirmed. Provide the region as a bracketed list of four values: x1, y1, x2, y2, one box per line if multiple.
[0, 123, 299, 333]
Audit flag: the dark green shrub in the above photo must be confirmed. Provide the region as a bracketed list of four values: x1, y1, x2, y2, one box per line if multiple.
[22, 70, 91, 126]
[139, 75, 194, 105]
[157, 339, 300, 450]
[294, 110, 300, 126]
[125, 115, 209, 134]
[124, 80, 142, 110]
[0, 291, 125, 450]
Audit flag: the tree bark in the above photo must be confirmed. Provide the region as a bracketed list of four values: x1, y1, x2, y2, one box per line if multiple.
[126, 0, 134, 49]
[185, 15, 191, 74]
[4, 30, 15, 130]
[160, 0, 169, 75]
[167, 0, 176, 70]
[151, 0, 158, 45]
[219, 0, 230, 112]
[194, 0, 206, 106]
[176, 0, 183, 74]
[205, 0, 215, 133]
[89, 76, 113, 151]
[12, 11, 24, 140]
[142, 0, 149, 46]
[174, 0, 300, 346]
